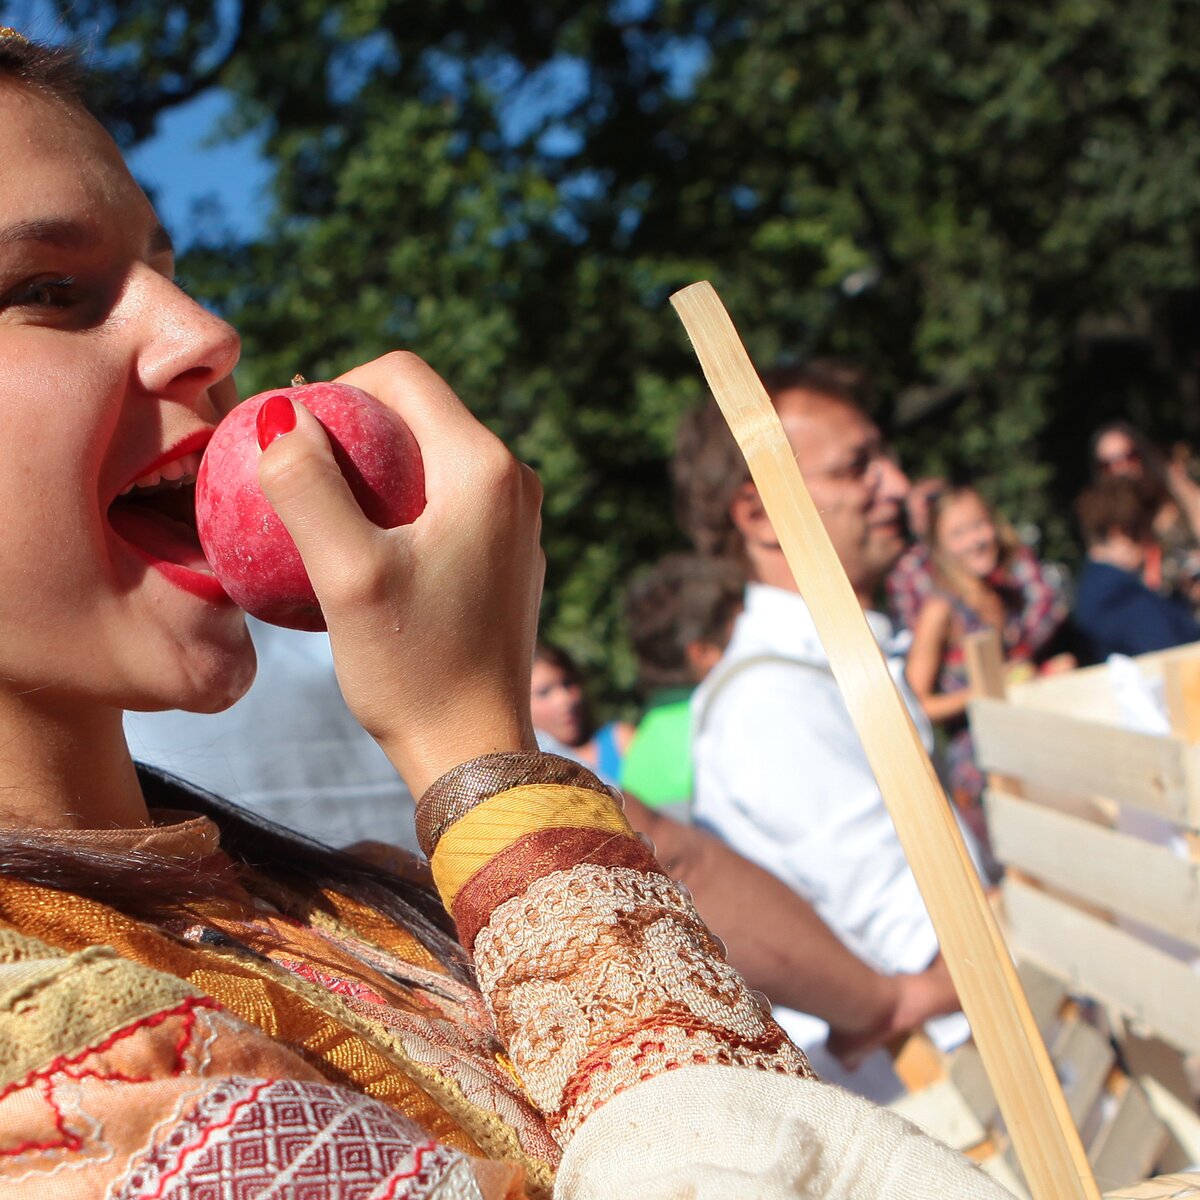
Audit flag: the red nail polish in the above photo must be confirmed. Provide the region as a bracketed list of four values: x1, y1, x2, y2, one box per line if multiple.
[256, 395, 297, 450]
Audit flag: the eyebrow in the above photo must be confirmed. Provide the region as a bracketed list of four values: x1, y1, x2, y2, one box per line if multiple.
[0, 217, 95, 249]
[0, 217, 174, 257]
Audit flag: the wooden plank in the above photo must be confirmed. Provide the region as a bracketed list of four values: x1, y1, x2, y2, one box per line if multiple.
[987, 791, 1200, 947]
[966, 630, 1024, 796]
[1010, 644, 1200, 724]
[1165, 657, 1200, 745]
[892, 1031, 946, 1092]
[1104, 1176, 1200, 1199]
[971, 698, 1195, 824]
[980, 1152, 1032, 1198]
[1090, 1079, 1170, 1193]
[1053, 1017, 1116, 1127]
[949, 1041, 1000, 1128]
[889, 1079, 989, 1151]
[1139, 1077, 1200, 1173]
[1017, 959, 1069, 1036]
[1003, 880, 1200, 1057]
[671, 281, 1100, 1200]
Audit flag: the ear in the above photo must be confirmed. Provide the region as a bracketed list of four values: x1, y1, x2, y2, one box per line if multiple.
[730, 481, 775, 546]
[685, 639, 725, 683]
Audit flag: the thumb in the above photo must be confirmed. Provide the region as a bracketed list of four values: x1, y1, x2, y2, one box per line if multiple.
[256, 397, 383, 590]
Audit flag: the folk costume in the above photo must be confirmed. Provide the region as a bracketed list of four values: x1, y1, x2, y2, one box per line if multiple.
[0, 758, 1008, 1198]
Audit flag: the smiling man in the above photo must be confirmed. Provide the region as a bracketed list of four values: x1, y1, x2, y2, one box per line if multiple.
[673, 361, 976, 1099]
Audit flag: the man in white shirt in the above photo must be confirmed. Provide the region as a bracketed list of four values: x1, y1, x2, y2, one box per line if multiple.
[674, 361, 973, 1098]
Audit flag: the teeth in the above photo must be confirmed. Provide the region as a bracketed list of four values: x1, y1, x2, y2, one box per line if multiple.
[119, 451, 203, 497]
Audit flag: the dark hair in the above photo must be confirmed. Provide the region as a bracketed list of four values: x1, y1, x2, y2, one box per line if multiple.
[671, 359, 874, 558]
[0, 33, 92, 110]
[1089, 420, 1169, 495]
[1076, 477, 1157, 547]
[625, 554, 745, 689]
[0, 766, 470, 979]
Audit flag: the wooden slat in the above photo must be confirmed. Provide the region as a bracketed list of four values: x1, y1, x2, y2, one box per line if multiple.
[1017, 959, 1069, 1036]
[1104, 1176, 1200, 1199]
[672, 281, 1099, 1200]
[988, 791, 1200, 947]
[1053, 1018, 1115, 1127]
[890, 1080, 990, 1151]
[1003, 880, 1200, 1056]
[1090, 1080, 1170, 1193]
[971, 698, 1197, 825]
[949, 1042, 1000, 1128]
[1165, 656, 1200, 744]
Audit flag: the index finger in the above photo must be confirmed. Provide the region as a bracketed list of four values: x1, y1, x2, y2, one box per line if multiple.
[335, 351, 514, 503]
[335, 351, 493, 449]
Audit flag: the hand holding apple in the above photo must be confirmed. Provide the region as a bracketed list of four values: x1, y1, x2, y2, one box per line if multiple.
[196, 380, 426, 630]
[249, 353, 545, 796]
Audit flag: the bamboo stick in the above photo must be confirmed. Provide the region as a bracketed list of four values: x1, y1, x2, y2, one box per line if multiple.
[670, 280, 1100, 1200]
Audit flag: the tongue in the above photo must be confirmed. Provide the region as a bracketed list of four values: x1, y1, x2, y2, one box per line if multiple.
[109, 505, 214, 574]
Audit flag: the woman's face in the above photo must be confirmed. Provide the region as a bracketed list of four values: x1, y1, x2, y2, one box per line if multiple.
[529, 660, 585, 746]
[936, 492, 1000, 579]
[1095, 431, 1143, 479]
[0, 84, 254, 715]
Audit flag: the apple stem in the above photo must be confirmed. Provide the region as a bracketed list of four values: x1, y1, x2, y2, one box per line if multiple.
[291, 374, 308, 386]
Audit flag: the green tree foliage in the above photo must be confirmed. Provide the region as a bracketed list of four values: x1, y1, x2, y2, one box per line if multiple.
[30, 0, 1200, 705]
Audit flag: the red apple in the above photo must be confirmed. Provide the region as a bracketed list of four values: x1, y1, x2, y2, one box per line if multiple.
[196, 380, 426, 631]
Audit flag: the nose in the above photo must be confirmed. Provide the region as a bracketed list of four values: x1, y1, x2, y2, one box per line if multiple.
[131, 267, 241, 408]
[876, 453, 910, 503]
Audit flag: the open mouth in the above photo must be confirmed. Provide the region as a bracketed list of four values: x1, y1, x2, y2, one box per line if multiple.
[107, 434, 230, 603]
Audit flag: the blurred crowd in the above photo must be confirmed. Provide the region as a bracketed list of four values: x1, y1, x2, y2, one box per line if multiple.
[128, 363, 1200, 1103]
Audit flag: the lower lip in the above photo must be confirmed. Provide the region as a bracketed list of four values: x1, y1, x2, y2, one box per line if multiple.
[108, 509, 233, 605]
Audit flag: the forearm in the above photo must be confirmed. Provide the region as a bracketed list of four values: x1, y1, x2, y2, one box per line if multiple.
[624, 797, 899, 1038]
[416, 758, 811, 1149]
[918, 687, 971, 722]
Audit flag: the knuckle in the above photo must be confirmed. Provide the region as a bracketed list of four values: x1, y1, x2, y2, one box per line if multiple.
[257, 441, 326, 500]
[322, 548, 390, 610]
[377, 349, 424, 373]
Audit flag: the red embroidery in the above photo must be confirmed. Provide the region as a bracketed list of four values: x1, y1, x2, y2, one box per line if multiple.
[0, 996, 220, 1160]
[139, 1080, 271, 1200]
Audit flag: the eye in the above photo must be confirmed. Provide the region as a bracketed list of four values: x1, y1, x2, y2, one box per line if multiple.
[2, 276, 81, 310]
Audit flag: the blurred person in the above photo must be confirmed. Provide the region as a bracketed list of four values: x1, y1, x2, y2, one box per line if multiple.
[673, 360, 981, 1100]
[887, 478, 1068, 649]
[619, 553, 745, 814]
[1091, 419, 1200, 603]
[530, 641, 634, 785]
[1073, 477, 1200, 663]
[904, 486, 1071, 843]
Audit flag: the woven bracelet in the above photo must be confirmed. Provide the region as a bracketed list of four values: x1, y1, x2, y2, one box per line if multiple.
[415, 751, 620, 859]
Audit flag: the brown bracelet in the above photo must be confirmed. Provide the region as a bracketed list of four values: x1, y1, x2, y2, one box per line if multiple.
[414, 752, 619, 859]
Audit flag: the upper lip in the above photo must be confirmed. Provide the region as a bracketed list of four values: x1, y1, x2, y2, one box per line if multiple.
[112, 429, 213, 501]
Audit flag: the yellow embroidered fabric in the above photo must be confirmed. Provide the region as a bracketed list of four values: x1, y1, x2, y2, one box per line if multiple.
[430, 785, 633, 906]
[0, 924, 527, 1200]
[0, 929, 197, 1089]
[0, 876, 557, 1197]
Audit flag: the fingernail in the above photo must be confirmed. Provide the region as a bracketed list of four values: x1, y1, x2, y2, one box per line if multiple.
[256, 395, 296, 450]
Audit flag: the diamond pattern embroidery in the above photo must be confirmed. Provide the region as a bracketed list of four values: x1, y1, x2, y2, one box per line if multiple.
[111, 1078, 468, 1199]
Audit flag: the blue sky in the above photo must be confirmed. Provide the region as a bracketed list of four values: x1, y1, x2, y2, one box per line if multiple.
[126, 91, 274, 247]
[3, 0, 273, 245]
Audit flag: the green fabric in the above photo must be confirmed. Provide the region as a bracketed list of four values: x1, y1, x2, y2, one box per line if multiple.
[619, 692, 694, 808]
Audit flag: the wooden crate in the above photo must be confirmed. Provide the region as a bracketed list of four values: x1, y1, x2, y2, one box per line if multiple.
[891, 962, 1188, 1196]
[946, 639, 1200, 1193]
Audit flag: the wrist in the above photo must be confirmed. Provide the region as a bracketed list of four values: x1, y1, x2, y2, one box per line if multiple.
[380, 713, 539, 800]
